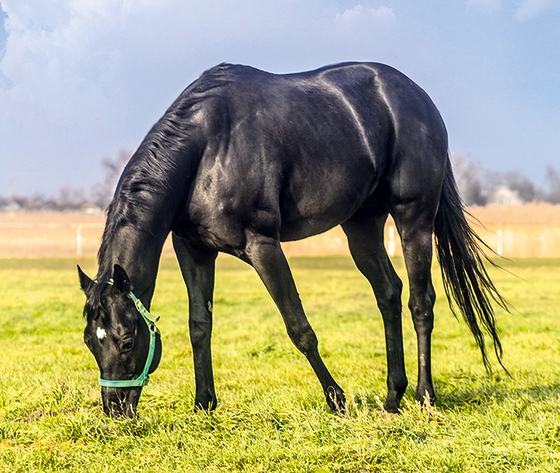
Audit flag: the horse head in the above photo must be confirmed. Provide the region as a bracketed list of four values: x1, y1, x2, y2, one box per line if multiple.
[78, 264, 162, 418]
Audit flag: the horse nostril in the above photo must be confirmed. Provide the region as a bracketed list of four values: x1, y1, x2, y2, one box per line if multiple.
[104, 402, 120, 418]
[106, 401, 128, 418]
[103, 390, 127, 418]
[125, 404, 137, 418]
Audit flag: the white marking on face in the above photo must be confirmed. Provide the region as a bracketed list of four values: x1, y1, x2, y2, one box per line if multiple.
[207, 301, 213, 313]
[96, 326, 107, 340]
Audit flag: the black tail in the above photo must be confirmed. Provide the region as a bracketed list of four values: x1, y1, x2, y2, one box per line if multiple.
[434, 155, 509, 372]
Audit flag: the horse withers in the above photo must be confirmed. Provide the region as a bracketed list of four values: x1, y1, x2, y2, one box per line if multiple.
[78, 62, 507, 418]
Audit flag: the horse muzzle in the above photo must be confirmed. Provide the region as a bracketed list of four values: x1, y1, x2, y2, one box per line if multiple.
[102, 386, 142, 418]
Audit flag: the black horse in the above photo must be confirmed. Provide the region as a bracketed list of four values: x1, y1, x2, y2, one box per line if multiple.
[78, 62, 506, 418]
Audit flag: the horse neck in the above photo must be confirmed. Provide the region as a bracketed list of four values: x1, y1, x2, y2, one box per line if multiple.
[97, 201, 173, 308]
[96, 103, 205, 302]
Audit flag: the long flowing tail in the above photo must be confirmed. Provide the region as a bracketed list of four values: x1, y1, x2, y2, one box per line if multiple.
[434, 155, 509, 372]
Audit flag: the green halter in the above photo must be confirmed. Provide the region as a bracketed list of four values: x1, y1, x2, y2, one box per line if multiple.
[99, 279, 160, 388]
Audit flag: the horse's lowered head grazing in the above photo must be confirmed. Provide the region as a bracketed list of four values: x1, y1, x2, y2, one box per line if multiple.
[78, 264, 162, 418]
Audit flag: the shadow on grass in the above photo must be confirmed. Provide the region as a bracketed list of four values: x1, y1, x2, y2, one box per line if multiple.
[433, 380, 560, 412]
[350, 379, 560, 416]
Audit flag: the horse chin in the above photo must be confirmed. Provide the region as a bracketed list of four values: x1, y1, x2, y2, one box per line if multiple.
[101, 387, 142, 418]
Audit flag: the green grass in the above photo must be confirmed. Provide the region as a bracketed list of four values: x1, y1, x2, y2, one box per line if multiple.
[1, 255, 560, 472]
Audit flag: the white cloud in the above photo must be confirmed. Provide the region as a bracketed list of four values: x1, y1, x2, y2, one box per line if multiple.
[335, 4, 396, 31]
[1, 0, 123, 102]
[515, 0, 560, 21]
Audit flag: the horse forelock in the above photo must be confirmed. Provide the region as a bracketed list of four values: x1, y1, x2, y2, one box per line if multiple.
[83, 282, 106, 322]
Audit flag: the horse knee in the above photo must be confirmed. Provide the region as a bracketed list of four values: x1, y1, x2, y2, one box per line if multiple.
[189, 319, 212, 348]
[377, 286, 403, 317]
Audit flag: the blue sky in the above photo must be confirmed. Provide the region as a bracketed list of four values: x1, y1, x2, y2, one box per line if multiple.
[0, 0, 559, 196]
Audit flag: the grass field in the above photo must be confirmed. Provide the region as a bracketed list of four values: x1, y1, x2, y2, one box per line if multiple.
[1, 255, 560, 472]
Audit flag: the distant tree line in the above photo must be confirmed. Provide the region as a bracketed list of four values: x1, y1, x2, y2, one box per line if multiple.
[0, 149, 132, 212]
[452, 154, 560, 206]
[1, 150, 560, 211]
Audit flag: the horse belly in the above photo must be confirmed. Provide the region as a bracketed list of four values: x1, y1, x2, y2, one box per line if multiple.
[278, 172, 375, 241]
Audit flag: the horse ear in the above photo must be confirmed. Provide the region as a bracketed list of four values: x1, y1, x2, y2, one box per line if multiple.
[112, 264, 132, 293]
[78, 265, 95, 295]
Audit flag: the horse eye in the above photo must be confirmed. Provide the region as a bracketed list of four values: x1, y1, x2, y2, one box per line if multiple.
[121, 339, 134, 352]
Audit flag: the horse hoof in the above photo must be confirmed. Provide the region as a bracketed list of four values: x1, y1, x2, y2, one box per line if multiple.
[194, 396, 218, 412]
[416, 388, 436, 407]
[383, 391, 404, 413]
[326, 386, 346, 415]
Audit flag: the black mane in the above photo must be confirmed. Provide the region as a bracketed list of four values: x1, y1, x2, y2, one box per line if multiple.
[96, 64, 239, 280]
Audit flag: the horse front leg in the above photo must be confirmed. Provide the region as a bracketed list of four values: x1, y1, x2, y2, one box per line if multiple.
[173, 234, 219, 411]
[245, 234, 346, 413]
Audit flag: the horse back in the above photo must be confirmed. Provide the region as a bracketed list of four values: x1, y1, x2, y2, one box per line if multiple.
[173, 62, 447, 250]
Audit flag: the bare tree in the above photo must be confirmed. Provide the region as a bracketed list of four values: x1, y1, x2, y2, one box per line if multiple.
[7, 193, 48, 211]
[503, 171, 536, 203]
[54, 186, 86, 210]
[450, 154, 487, 206]
[544, 166, 560, 204]
[91, 148, 132, 209]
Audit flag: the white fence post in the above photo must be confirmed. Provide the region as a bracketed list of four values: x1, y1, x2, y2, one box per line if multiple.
[388, 226, 395, 257]
[496, 229, 503, 256]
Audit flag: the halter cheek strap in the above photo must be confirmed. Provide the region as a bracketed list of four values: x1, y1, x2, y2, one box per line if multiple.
[98, 279, 160, 388]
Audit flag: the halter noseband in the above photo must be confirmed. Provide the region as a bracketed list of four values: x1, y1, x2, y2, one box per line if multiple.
[98, 279, 160, 388]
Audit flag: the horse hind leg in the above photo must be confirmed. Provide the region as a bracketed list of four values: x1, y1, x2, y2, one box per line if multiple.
[392, 201, 437, 406]
[342, 208, 407, 412]
[245, 232, 346, 414]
